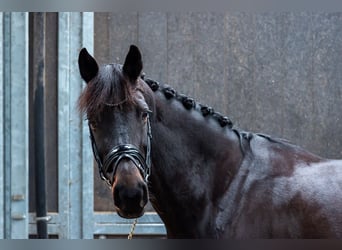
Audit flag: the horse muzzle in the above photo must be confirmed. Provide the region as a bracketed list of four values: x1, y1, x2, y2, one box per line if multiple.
[112, 175, 148, 219]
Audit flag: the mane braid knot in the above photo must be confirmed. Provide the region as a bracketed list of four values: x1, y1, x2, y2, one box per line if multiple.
[163, 86, 177, 99]
[177, 94, 195, 110]
[200, 105, 214, 116]
[145, 78, 159, 91]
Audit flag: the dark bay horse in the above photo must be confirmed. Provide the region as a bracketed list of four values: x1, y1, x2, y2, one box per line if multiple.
[78, 45, 342, 238]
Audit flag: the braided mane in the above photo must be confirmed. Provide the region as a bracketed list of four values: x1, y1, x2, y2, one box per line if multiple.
[144, 78, 234, 129]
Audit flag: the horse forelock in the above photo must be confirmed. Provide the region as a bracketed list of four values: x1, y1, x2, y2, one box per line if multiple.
[78, 64, 134, 118]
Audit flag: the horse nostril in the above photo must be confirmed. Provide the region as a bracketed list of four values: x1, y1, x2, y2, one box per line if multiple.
[142, 183, 148, 207]
[113, 185, 121, 208]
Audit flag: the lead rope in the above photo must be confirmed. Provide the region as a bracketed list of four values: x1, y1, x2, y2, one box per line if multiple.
[127, 218, 138, 239]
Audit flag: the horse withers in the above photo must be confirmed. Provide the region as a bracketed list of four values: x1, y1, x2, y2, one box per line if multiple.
[78, 45, 342, 238]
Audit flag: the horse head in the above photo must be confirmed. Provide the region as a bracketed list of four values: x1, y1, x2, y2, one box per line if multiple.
[78, 45, 153, 219]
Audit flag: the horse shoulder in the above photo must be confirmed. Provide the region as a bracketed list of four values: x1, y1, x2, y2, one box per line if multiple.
[217, 135, 342, 238]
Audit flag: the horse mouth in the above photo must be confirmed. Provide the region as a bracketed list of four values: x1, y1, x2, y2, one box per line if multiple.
[115, 206, 145, 219]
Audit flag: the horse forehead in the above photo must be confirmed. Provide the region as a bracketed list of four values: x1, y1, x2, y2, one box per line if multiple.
[101, 63, 122, 78]
[104, 63, 121, 70]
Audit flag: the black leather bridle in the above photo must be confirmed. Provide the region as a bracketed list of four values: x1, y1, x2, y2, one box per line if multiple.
[88, 115, 152, 187]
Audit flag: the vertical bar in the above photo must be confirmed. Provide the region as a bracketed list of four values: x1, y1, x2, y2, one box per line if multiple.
[3, 12, 12, 239]
[68, 13, 83, 239]
[8, 12, 29, 239]
[44, 13, 58, 213]
[58, 12, 71, 239]
[58, 12, 94, 239]
[30, 12, 48, 238]
[0, 12, 29, 239]
[0, 12, 4, 239]
[81, 12, 94, 239]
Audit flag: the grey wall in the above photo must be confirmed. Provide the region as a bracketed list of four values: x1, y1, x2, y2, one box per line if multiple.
[94, 12, 342, 159]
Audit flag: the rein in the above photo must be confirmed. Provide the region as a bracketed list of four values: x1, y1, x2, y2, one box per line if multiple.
[88, 115, 152, 188]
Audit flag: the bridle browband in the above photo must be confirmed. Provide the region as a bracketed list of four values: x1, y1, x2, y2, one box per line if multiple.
[88, 115, 152, 187]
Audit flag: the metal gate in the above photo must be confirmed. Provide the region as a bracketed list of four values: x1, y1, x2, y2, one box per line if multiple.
[0, 12, 165, 239]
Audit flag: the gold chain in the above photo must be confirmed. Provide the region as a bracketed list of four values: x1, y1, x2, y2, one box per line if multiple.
[127, 219, 138, 239]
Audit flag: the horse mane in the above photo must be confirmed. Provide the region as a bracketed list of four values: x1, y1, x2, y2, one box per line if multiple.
[78, 64, 134, 118]
[144, 78, 234, 129]
[143, 78, 303, 155]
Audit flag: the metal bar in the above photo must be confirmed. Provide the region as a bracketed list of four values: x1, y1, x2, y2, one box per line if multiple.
[0, 12, 4, 239]
[94, 212, 164, 224]
[2, 12, 12, 239]
[93, 213, 166, 235]
[29, 212, 61, 236]
[57, 12, 71, 239]
[68, 12, 83, 239]
[81, 12, 95, 239]
[28, 212, 166, 236]
[94, 224, 166, 236]
[30, 12, 48, 239]
[43, 12, 58, 213]
[8, 12, 29, 239]
[58, 12, 95, 239]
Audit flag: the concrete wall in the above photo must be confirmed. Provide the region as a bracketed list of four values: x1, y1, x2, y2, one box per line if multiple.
[95, 12, 342, 160]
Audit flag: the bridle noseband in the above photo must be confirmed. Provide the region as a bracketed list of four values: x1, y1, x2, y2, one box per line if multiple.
[89, 116, 152, 187]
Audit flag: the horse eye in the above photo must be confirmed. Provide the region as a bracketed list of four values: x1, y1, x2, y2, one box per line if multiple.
[141, 110, 151, 122]
[142, 111, 149, 121]
[88, 120, 97, 130]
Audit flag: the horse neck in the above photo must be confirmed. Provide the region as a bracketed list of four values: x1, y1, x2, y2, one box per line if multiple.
[148, 89, 244, 238]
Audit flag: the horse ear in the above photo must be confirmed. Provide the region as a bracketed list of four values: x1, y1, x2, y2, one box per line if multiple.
[123, 45, 143, 82]
[78, 48, 99, 83]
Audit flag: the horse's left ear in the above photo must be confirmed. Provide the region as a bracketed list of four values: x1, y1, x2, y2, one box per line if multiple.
[123, 45, 143, 82]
